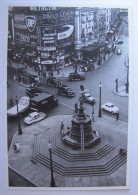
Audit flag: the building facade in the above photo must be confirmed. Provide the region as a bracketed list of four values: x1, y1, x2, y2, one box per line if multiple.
[8, 6, 122, 70]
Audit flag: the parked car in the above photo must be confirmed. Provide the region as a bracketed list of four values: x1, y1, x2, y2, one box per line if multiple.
[115, 39, 123, 44]
[102, 102, 119, 114]
[117, 48, 122, 55]
[30, 93, 58, 112]
[7, 96, 30, 117]
[47, 77, 62, 87]
[82, 92, 96, 104]
[68, 72, 85, 81]
[58, 85, 75, 97]
[80, 62, 95, 72]
[25, 87, 43, 98]
[30, 75, 43, 86]
[24, 111, 46, 125]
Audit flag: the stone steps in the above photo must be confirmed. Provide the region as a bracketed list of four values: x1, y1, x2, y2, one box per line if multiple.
[52, 144, 115, 161]
[32, 152, 127, 176]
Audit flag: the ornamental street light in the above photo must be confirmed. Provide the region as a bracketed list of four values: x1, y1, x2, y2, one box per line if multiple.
[92, 103, 95, 122]
[98, 82, 102, 117]
[15, 96, 22, 135]
[91, 102, 95, 122]
[48, 140, 56, 187]
[115, 78, 118, 92]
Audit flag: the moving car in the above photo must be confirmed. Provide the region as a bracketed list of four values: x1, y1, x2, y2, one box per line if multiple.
[102, 102, 119, 114]
[47, 77, 62, 87]
[7, 96, 30, 117]
[30, 75, 43, 86]
[25, 87, 43, 98]
[68, 72, 85, 81]
[58, 85, 75, 97]
[30, 93, 58, 112]
[80, 62, 95, 72]
[117, 48, 121, 55]
[24, 112, 46, 125]
[115, 39, 123, 44]
[82, 92, 96, 104]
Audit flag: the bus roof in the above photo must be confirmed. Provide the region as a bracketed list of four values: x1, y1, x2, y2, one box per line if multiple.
[30, 93, 53, 102]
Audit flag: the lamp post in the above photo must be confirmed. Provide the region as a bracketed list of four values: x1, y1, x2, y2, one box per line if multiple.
[48, 141, 56, 187]
[15, 96, 22, 135]
[92, 103, 95, 122]
[126, 66, 129, 93]
[98, 82, 102, 117]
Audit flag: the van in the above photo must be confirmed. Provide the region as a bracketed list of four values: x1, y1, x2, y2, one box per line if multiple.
[30, 93, 58, 112]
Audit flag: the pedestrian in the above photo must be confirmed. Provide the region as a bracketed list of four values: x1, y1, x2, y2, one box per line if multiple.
[61, 122, 64, 133]
[80, 84, 84, 91]
[14, 142, 20, 153]
[116, 112, 119, 120]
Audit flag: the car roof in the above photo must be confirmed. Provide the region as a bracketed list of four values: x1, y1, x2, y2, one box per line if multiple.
[20, 96, 30, 101]
[105, 102, 114, 106]
[29, 112, 39, 117]
[31, 93, 53, 102]
[48, 76, 56, 80]
[84, 93, 91, 96]
[60, 84, 69, 88]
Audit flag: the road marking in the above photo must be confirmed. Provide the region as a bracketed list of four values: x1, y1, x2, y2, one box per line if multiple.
[59, 101, 74, 110]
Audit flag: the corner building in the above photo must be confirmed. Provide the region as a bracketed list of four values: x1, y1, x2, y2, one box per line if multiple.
[8, 7, 120, 70]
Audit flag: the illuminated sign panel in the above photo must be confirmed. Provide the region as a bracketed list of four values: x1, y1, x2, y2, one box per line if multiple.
[14, 14, 37, 45]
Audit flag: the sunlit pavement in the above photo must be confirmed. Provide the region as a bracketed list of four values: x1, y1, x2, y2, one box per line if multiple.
[8, 114, 128, 188]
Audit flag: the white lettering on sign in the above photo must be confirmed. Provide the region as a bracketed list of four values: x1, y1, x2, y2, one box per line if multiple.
[20, 35, 30, 43]
[30, 7, 56, 11]
[26, 16, 36, 32]
[57, 24, 74, 40]
[41, 52, 50, 58]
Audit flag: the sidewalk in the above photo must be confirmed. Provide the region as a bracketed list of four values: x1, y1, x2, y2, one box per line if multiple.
[8, 50, 114, 80]
[113, 85, 129, 97]
[8, 114, 128, 188]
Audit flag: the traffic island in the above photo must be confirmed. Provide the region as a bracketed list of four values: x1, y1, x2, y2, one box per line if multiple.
[8, 114, 128, 188]
[113, 85, 129, 97]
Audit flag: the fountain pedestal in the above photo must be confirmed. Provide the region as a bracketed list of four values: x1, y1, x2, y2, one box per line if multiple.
[62, 101, 100, 149]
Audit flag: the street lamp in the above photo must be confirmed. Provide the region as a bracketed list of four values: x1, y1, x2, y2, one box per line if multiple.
[126, 66, 129, 93]
[92, 103, 95, 122]
[15, 96, 22, 135]
[48, 140, 56, 187]
[98, 82, 102, 117]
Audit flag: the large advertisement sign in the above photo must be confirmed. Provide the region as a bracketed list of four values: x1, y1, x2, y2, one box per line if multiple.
[14, 14, 37, 45]
[57, 23, 75, 44]
[99, 14, 106, 32]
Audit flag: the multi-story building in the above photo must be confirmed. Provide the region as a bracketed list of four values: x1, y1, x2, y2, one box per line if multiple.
[8, 6, 121, 69]
[8, 6, 75, 70]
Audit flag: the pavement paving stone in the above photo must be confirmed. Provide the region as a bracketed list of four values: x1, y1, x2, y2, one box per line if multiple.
[81, 176, 91, 187]
[90, 176, 99, 187]
[8, 114, 128, 188]
[65, 177, 74, 187]
[98, 175, 108, 186]
[73, 177, 82, 187]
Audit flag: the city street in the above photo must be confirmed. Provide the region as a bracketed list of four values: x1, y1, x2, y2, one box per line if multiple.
[7, 17, 129, 187]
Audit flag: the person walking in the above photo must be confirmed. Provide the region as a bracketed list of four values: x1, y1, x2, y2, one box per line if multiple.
[61, 122, 64, 133]
[116, 112, 119, 120]
[80, 84, 84, 91]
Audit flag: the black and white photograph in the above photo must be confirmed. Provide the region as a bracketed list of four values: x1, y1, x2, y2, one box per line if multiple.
[6, 5, 130, 189]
